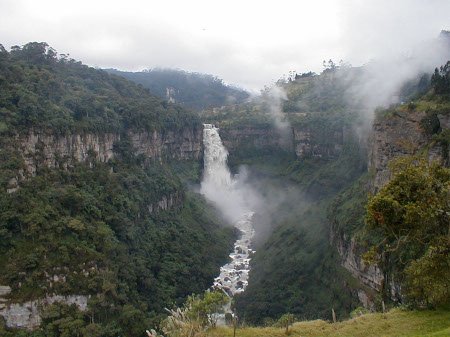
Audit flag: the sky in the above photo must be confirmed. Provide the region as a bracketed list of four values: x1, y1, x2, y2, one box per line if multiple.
[0, 0, 449, 91]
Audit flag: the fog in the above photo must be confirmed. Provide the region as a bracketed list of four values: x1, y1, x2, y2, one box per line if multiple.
[1, 0, 449, 91]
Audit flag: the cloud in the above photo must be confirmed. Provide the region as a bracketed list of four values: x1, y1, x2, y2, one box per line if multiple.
[0, 0, 449, 91]
[339, 0, 450, 65]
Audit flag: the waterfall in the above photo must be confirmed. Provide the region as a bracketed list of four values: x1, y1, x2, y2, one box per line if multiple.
[200, 124, 255, 298]
[201, 124, 233, 192]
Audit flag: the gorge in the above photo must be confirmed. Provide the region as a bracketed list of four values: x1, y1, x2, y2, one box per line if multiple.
[0, 41, 449, 337]
[201, 124, 256, 298]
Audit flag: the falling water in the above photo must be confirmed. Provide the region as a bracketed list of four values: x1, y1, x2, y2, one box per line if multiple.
[200, 124, 255, 298]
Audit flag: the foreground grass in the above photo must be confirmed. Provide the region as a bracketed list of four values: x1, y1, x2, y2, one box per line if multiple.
[209, 308, 450, 337]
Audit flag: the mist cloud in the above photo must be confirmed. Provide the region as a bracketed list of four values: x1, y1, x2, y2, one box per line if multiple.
[0, 0, 449, 91]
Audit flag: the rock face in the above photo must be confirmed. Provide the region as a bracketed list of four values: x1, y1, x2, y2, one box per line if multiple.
[219, 124, 346, 159]
[293, 127, 345, 159]
[335, 236, 383, 292]
[332, 233, 382, 309]
[148, 192, 183, 214]
[369, 111, 449, 191]
[0, 286, 88, 330]
[334, 110, 450, 308]
[369, 111, 430, 190]
[18, 133, 119, 176]
[220, 126, 293, 153]
[17, 127, 202, 176]
[128, 128, 202, 161]
[1, 127, 201, 329]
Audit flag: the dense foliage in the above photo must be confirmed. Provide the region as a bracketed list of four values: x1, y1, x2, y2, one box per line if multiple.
[193, 68, 369, 324]
[0, 42, 199, 134]
[365, 157, 450, 307]
[233, 142, 366, 324]
[106, 68, 249, 111]
[0, 158, 235, 336]
[431, 61, 450, 95]
[0, 43, 235, 336]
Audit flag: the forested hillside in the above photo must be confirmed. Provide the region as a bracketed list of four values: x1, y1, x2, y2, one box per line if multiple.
[106, 68, 249, 110]
[199, 67, 368, 323]
[0, 43, 235, 336]
[204, 61, 449, 324]
[1, 41, 449, 337]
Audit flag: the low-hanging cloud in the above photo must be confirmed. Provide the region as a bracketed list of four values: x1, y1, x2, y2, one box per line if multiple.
[0, 0, 449, 92]
[337, 0, 450, 118]
[262, 86, 291, 136]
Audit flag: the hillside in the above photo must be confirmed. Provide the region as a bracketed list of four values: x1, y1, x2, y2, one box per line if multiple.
[201, 62, 449, 324]
[0, 43, 235, 335]
[105, 68, 249, 110]
[210, 308, 450, 337]
[0, 42, 449, 337]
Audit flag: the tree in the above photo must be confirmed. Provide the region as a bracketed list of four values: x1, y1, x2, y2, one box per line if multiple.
[365, 156, 450, 306]
[277, 313, 295, 334]
[431, 61, 450, 95]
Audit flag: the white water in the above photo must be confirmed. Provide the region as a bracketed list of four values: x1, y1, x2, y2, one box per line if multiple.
[200, 124, 255, 298]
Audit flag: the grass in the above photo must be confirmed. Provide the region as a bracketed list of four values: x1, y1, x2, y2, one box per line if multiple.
[208, 308, 450, 337]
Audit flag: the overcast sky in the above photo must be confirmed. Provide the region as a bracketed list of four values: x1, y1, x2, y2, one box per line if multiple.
[0, 0, 449, 91]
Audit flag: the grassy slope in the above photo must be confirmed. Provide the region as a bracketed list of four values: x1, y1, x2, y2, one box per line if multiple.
[210, 309, 450, 337]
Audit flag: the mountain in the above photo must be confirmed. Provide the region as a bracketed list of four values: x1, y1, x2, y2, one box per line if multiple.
[0, 42, 235, 335]
[199, 61, 449, 323]
[0, 41, 449, 337]
[105, 68, 250, 110]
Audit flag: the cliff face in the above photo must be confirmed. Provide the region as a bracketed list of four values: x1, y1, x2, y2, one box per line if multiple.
[220, 126, 293, 153]
[1, 126, 201, 329]
[334, 110, 450, 307]
[369, 111, 449, 190]
[15, 127, 202, 177]
[0, 286, 88, 330]
[332, 233, 383, 309]
[293, 127, 345, 159]
[219, 124, 346, 159]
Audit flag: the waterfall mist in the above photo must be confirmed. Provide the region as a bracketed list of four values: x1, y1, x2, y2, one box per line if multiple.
[200, 124, 260, 224]
[200, 124, 308, 246]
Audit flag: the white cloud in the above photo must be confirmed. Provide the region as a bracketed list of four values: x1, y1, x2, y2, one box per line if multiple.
[0, 0, 449, 90]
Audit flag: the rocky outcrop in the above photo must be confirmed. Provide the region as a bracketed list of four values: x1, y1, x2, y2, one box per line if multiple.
[293, 127, 345, 159]
[0, 286, 88, 330]
[129, 128, 202, 161]
[331, 232, 382, 309]
[333, 110, 450, 309]
[148, 192, 183, 214]
[15, 127, 202, 176]
[219, 124, 346, 159]
[219, 126, 293, 154]
[18, 133, 119, 176]
[335, 235, 383, 292]
[369, 111, 449, 191]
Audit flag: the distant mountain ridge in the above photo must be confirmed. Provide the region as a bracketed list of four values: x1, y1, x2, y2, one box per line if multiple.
[105, 68, 250, 110]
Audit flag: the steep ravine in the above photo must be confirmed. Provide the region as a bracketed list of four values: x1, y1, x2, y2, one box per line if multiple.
[332, 110, 450, 307]
[0, 126, 203, 329]
[16, 127, 202, 175]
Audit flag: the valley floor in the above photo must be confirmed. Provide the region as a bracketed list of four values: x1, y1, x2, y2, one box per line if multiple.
[208, 308, 450, 337]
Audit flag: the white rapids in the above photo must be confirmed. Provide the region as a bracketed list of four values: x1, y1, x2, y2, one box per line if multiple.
[213, 211, 255, 296]
[200, 124, 256, 298]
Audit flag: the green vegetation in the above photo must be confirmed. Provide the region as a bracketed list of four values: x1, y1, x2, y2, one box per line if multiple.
[280, 67, 358, 113]
[329, 174, 369, 238]
[229, 134, 365, 324]
[431, 60, 450, 95]
[0, 156, 235, 333]
[158, 290, 229, 337]
[194, 68, 369, 324]
[209, 308, 450, 337]
[0, 42, 198, 134]
[106, 68, 249, 111]
[0, 43, 235, 336]
[365, 157, 450, 307]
